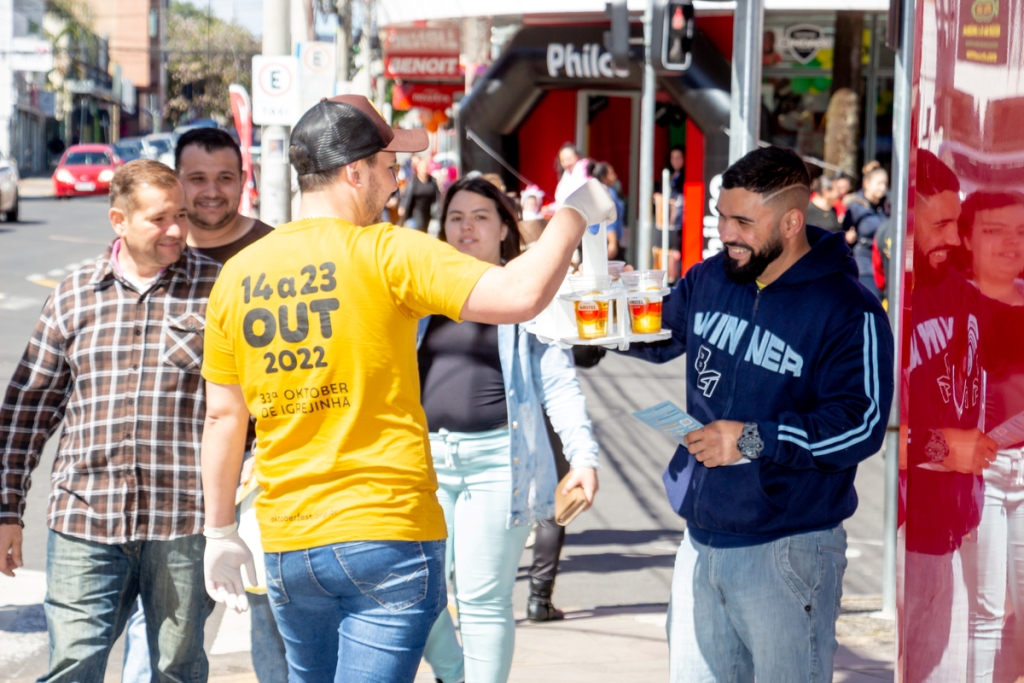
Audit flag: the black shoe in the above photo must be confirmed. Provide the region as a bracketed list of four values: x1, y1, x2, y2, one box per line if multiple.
[527, 577, 564, 622]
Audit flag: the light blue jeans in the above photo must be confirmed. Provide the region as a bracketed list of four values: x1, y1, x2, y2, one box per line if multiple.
[265, 539, 446, 683]
[40, 530, 212, 683]
[667, 526, 848, 683]
[961, 448, 1024, 682]
[423, 428, 533, 683]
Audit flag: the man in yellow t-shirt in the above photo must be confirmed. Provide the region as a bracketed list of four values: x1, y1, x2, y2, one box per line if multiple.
[198, 95, 616, 683]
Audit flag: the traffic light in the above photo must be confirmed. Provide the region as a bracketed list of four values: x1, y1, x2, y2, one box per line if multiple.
[652, 0, 694, 72]
[604, 1, 630, 71]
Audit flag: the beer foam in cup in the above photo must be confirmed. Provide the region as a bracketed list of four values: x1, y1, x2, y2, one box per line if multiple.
[621, 269, 666, 292]
[569, 274, 612, 296]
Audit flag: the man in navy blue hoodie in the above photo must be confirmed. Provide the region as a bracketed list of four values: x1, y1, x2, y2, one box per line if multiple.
[626, 146, 894, 682]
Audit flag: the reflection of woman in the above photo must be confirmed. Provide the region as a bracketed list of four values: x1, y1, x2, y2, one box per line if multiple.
[957, 191, 1024, 683]
[419, 177, 600, 683]
[842, 161, 889, 298]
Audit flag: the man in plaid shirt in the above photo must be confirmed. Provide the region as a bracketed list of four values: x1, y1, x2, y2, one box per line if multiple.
[0, 160, 221, 683]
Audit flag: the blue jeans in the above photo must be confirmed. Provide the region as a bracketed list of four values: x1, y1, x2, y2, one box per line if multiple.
[122, 593, 288, 683]
[422, 428, 532, 683]
[40, 530, 212, 683]
[667, 526, 848, 683]
[265, 539, 446, 683]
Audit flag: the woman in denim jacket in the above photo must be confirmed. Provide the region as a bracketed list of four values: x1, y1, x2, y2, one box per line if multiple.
[417, 177, 600, 683]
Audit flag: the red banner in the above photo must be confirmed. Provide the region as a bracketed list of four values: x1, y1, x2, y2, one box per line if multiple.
[392, 83, 461, 111]
[228, 84, 256, 217]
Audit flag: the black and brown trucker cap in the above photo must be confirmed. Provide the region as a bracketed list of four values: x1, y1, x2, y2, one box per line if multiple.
[289, 95, 429, 175]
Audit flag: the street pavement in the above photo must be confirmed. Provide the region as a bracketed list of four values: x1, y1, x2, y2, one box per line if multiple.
[0, 186, 895, 682]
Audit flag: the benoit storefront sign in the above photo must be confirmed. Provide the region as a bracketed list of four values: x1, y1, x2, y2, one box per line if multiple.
[384, 26, 462, 83]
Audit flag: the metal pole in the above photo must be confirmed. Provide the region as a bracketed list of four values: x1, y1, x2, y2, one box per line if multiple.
[728, 0, 764, 163]
[881, 0, 916, 622]
[260, 0, 292, 227]
[156, 0, 168, 133]
[335, 0, 350, 84]
[661, 168, 670, 275]
[636, 0, 657, 271]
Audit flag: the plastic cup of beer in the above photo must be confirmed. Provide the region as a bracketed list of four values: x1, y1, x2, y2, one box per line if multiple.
[607, 261, 626, 281]
[569, 275, 612, 340]
[621, 270, 666, 335]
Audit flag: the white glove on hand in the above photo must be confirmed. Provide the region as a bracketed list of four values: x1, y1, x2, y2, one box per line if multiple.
[562, 178, 618, 227]
[204, 529, 257, 613]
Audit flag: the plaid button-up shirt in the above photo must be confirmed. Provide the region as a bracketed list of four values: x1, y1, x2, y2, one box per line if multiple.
[0, 243, 221, 543]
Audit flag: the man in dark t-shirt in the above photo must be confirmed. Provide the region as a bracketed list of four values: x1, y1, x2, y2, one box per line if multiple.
[120, 127, 285, 683]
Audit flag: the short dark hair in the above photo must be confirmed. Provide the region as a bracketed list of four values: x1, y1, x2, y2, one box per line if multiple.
[296, 152, 376, 193]
[440, 177, 523, 262]
[589, 161, 611, 182]
[175, 128, 243, 173]
[916, 149, 960, 197]
[721, 146, 810, 195]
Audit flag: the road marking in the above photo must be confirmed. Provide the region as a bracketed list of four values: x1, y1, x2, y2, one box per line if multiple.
[27, 275, 59, 288]
[48, 235, 110, 245]
[0, 292, 42, 309]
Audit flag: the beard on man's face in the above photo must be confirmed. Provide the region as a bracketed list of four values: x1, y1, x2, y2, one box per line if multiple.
[723, 232, 784, 284]
[913, 244, 952, 285]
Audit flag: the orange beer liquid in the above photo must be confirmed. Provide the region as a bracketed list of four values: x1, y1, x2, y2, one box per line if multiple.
[628, 296, 663, 334]
[574, 298, 610, 339]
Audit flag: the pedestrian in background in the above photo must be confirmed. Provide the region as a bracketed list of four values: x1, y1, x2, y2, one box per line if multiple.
[418, 177, 600, 683]
[806, 173, 842, 232]
[553, 143, 589, 209]
[843, 160, 890, 298]
[0, 160, 221, 683]
[120, 128, 285, 683]
[589, 162, 626, 260]
[624, 146, 893, 682]
[399, 153, 440, 232]
[196, 95, 615, 683]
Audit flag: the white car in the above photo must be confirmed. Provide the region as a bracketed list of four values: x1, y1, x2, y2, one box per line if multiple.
[0, 153, 19, 222]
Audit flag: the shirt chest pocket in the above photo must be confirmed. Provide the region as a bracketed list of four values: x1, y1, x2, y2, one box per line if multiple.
[161, 311, 206, 371]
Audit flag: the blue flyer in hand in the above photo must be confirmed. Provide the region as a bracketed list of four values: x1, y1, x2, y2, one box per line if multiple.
[632, 401, 704, 446]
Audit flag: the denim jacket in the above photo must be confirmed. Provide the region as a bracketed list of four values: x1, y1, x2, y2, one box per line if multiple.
[417, 318, 599, 526]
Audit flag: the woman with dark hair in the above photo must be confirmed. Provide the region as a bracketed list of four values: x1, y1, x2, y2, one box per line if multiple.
[843, 161, 890, 298]
[419, 177, 600, 683]
[399, 154, 440, 231]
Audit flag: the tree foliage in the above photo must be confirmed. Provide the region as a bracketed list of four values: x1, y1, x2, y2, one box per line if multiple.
[166, 1, 260, 125]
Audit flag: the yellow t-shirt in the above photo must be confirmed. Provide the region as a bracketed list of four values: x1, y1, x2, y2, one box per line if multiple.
[202, 218, 492, 552]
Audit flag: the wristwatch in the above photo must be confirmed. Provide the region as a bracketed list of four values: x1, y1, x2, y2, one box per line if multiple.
[924, 429, 949, 464]
[737, 422, 765, 460]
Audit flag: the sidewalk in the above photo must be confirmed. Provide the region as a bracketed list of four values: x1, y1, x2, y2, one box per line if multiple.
[17, 177, 53, 199]
[1, 568, 894, 683]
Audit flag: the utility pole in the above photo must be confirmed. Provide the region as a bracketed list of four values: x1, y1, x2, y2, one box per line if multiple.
[881, 0, 916, 622]
[356, 0, 373, 98]
[728, 0, 763, 162]
[335, 0, 350, 84]
[156, 0, 168, 133]
[260, 0, 292, 226]
[635, 0, 657, 271]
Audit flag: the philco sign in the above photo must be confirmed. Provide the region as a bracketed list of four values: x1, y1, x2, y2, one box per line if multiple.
[547, 43, 629, 79]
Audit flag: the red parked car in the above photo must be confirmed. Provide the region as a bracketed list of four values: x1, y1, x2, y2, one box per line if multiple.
[52, 144, 124, 198]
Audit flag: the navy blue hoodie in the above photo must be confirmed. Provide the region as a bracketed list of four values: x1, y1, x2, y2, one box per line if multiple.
[628, 226, 894, 547]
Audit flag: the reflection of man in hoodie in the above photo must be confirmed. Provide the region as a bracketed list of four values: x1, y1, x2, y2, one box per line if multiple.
[625, 146, 894, 683]
[900, 150, 1016, 681]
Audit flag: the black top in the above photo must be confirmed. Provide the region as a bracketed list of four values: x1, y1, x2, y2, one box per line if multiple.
[418, 316, 508, 433]
[401, 175, 439, 231]
[193, 219, 274, 264]
[805, 202, 841, 232]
